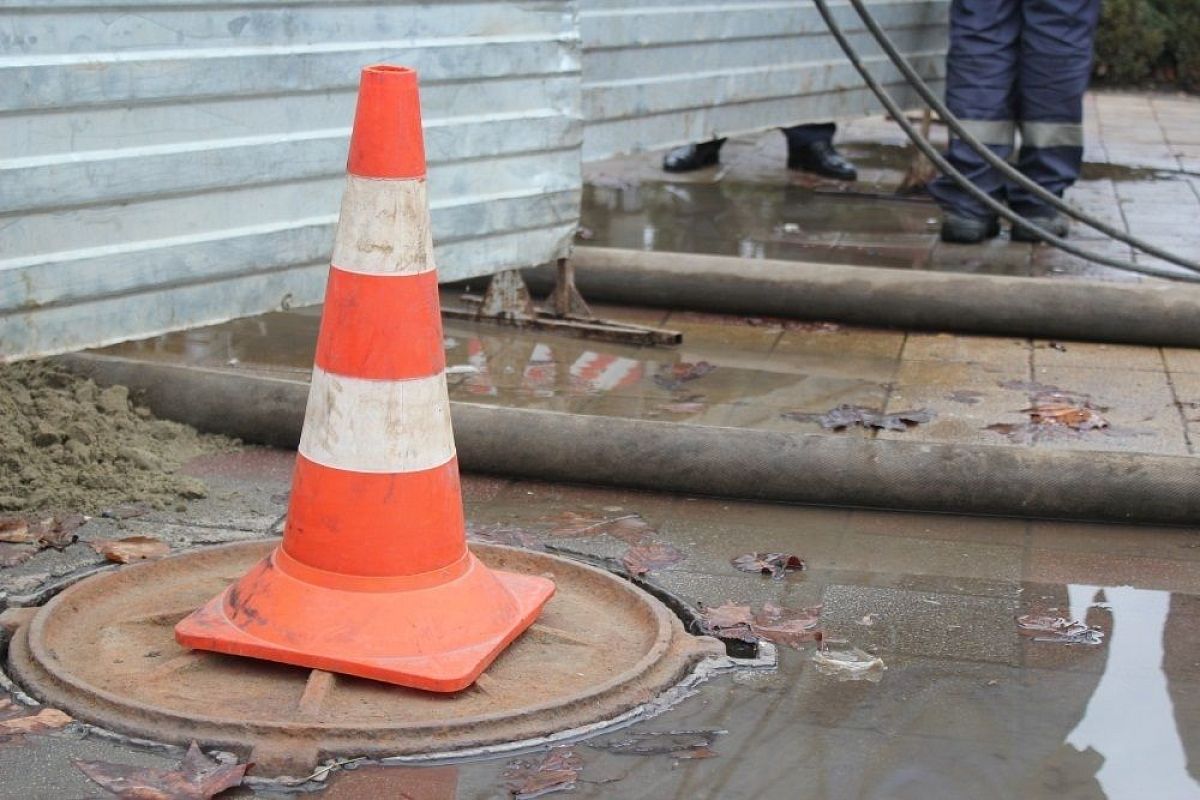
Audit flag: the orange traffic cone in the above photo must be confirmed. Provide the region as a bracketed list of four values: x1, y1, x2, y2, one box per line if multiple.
[174, 65, 555, 692]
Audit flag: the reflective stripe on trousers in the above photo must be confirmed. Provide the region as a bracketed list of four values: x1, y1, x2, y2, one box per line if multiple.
[927, 0, 1101, 219]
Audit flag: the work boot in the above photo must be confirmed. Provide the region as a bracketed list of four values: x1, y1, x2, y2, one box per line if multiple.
[786, 140, 858, 181]
[1010, 213, 1069, 243]
[662, 139, 725, 173]
[940, 212, 1001, 244]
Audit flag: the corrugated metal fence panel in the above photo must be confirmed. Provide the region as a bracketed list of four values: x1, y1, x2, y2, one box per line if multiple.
[581, 0, 948, 160]
[1, 1, 582, 361]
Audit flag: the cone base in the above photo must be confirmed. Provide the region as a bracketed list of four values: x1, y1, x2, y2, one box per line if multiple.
[174, 549, 554, 692]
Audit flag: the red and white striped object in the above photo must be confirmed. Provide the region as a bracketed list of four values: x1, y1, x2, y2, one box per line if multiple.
[175, 65, 554, 692]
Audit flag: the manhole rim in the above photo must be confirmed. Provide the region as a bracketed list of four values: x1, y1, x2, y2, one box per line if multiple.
[11, 540, 715, 741]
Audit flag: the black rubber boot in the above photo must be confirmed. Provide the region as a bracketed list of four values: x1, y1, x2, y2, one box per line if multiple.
[940, 213, 1001, 244]
[1011, 213, 1069, 243]
[662, 139, 726, 173]
[786, 140, 858, 181]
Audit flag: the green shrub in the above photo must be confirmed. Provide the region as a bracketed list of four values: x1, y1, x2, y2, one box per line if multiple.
[1093, 0, 1169, 84]
[1093, 0, 1198, 92]
[1158, 0, 1200, 91]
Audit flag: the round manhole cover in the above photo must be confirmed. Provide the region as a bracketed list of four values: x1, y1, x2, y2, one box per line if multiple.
[7, 540, 722, 776]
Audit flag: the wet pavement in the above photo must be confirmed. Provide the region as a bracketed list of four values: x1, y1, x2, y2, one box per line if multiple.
[5, 452, 1200, 799]
[582, 92, 1200, 284]
[97, 298, 1200, 459]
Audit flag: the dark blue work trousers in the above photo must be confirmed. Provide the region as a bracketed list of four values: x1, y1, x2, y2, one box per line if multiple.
[928, 0, 1101, 220]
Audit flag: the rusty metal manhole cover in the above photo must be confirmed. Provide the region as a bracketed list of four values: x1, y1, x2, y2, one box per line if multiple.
[7, 540, 722, 776]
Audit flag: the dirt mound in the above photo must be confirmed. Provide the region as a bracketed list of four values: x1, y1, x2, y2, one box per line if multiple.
[0, 361, 236, 513]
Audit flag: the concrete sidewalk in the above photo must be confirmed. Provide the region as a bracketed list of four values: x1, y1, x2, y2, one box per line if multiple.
[97, 298, 1200, 463]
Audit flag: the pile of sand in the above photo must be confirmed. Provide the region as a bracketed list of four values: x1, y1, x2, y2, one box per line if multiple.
[0, 361, 236, 513]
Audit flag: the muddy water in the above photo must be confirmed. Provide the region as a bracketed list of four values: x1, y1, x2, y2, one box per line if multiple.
[582, 179, 940, 270]
[97, 305, 902, 436]
[283, 484, 1200, 800]
[579, 141, 1184, 280]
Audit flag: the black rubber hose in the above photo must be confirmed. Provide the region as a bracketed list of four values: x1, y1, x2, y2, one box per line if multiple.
[843, 0, 1200, 272]
[810, 0, 1200, 280]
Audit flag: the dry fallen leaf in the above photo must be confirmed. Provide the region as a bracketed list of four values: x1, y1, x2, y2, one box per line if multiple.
[502, 747, 582, 799]
[89, 535, 170, 564]
[0, 513, 85, 550]
[0, 518, 32, 544]
[621, 542, 684, 576]
[731, 552, 806, 579]
[75, 741, 248, 800]
[0, 697, 73, 738]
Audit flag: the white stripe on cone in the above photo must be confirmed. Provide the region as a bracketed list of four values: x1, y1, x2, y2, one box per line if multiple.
[331, 176, 436, 276]
[299, 366, 455, 473]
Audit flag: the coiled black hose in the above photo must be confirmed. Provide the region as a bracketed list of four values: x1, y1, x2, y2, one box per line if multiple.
[811, 0, 1200, 280]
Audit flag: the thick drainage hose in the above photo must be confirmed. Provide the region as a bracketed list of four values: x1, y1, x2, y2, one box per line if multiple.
[534, 247, 1200, 348]
[58, 354, 1200, 525]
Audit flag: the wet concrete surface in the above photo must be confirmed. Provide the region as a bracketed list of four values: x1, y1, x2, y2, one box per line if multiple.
[581, 93, 1200, 284]
[96, 299, 1200, 458]
[6, 454, 1200, 799]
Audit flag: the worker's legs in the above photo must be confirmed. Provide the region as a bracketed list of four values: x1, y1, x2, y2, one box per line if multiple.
[1007, 0, 1100, 236]
[781, 123, 837, 147]
[928, 0, 1022, 239]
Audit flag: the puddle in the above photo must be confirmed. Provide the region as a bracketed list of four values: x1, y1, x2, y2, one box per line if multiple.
[1079, 162, 1190, 183]
[286, 493, 1200, 800]
[95, 305, 896, 433]
[581, 179, 938, 271]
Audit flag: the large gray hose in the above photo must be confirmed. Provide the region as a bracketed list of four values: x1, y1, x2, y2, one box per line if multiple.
[810, 0, 1200, 280]
[536, 248, 1200, 348]
[57, 353, 1200, 525]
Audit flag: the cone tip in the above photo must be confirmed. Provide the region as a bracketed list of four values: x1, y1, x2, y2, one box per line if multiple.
[348, 63, 426, 180]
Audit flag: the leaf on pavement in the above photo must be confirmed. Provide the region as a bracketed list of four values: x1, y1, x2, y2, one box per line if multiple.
[0, 518, 33, 544]
[752, 603, 823, 648]
[782, 405, 934, 432]
[621, 542, 684, 576]
[696, 603, 758, 643]
[731, 552, 806, 579]
[75, 741, 248, 800]
[698, 602, 823, 650]
[0, 513, 86, 550]
[1023, 395, 1108, 430]
[89, 535, 170, 564]
[502, 747, 582, 799]
[0, 697, 73, 739]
